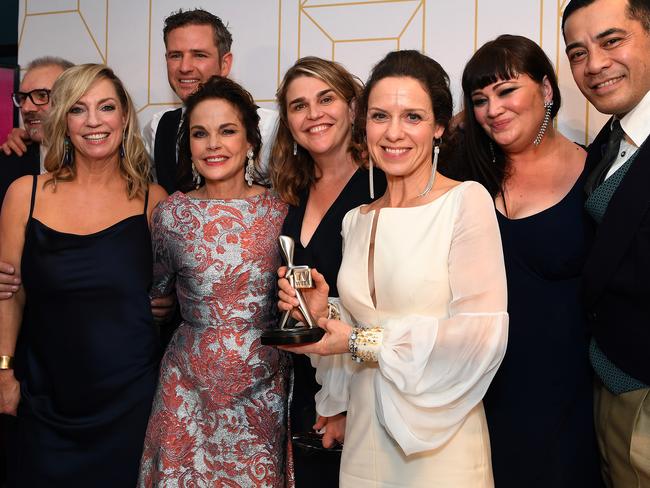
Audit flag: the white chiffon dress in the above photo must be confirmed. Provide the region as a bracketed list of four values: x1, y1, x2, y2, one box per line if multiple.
[311, 181, 509, 487]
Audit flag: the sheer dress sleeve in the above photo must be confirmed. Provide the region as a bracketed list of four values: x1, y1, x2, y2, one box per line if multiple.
[313, 183, 508, 455]
[375, 183, 508, 455]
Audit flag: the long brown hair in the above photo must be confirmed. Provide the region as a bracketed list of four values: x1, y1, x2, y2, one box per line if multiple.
[270, 56, 363, 206]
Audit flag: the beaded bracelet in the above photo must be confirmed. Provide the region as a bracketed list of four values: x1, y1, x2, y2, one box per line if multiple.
[348, 328, 361, 362]
[354, 327, 383, 362]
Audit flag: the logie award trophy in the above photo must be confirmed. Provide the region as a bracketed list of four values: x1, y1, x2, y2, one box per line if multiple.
[261, 235, 325, 345]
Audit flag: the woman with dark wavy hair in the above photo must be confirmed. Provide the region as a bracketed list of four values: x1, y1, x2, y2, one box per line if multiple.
[456, 34, 602, 488]
[139, 76, 292, 487]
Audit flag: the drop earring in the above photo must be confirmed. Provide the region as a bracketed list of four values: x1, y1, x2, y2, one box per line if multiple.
[418, 139, 440, 198]
[62, 136, 73, 166]
[119, 133, 126, 159]
[293, 141, 298, 156]
[368, 155, 375, 199]
[533, 100, 553, 146]
[245, 148, 255, 187]
[489, 141, 497, 164]
[191, 161, 201, 189]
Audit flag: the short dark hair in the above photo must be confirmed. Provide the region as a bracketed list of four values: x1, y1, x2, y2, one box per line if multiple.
[562, 0, 650, 32]
[176, 76, 261, 192]
[458, 35, 561, 197]
[163, 8, 233, 58]
[354, 50, 453, 162]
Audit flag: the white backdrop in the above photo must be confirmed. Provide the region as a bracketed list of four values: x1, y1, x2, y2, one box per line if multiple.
[17, 0, 608, 146]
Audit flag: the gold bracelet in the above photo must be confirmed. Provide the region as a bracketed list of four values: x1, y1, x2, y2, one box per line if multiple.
[0, 355, 14, 370]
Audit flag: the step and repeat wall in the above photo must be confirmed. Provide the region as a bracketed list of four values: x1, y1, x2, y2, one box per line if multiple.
[17, 0, 608, 145]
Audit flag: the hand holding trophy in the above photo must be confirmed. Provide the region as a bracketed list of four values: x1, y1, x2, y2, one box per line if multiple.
[262, 236, 326, 345]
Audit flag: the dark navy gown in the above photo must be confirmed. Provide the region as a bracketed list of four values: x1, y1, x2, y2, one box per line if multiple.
[7, 176, 160, 487]
[483, 169, 603, 488]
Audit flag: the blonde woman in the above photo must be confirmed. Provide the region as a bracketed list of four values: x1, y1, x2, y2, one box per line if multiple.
[0, 64, 166, 486]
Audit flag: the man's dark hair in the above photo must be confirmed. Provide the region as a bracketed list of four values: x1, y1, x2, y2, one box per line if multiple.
[163, 8, 233, 58]
[562, 0, 650, 32]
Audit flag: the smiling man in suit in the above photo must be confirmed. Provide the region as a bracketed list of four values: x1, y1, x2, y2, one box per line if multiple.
[563, 0, 650, 486]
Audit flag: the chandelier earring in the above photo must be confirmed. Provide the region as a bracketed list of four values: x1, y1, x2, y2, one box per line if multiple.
[489, 141, 497, 164]
[245, 148, 255, 187]
[293, 141, 298, 156]
[533, 100, 553, 146]
[191, 161, 201, 189]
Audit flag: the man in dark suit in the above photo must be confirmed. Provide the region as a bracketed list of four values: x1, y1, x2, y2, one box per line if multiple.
[563, 0, 650, 485]
[145, 9, 277, 194]
[0, 57, 72, 204]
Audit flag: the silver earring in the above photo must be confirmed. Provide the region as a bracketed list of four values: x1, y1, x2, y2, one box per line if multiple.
[293, 141, 298, 156]
[245, 149, 255, 187]
[418, 139, 439, 198]
[533, 100, 553, 146]
[489, 141, 497, 164]
[191, 161, 201, 189]
[368, 155, 375, 199]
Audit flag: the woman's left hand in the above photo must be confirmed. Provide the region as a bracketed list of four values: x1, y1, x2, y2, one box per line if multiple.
[279, 317, 352, 356]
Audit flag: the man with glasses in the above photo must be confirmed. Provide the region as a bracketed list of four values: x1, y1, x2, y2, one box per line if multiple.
[0, 57, 73, 201]
[0, 57, 72, 297]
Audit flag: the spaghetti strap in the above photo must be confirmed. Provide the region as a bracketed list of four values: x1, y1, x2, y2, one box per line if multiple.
[29, 174, 37, 219]
[143, 187, 150, 214]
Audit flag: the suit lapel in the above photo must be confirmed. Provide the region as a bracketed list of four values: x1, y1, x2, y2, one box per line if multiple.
[583, 127, 650, 306]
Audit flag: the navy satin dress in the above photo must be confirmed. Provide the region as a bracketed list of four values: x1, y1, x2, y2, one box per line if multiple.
[483, 169, 603, 488]
[8, 176, 160, 487]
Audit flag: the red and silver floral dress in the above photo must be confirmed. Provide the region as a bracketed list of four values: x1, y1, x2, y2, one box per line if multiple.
[138, 190, 293, 487]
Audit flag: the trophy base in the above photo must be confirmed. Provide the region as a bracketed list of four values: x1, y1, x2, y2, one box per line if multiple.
[261, 327, 325, 345]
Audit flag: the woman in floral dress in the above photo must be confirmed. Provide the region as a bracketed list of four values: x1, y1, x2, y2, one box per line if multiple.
[138, 76, 292, 487]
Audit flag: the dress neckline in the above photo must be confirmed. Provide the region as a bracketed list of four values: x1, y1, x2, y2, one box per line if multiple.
[30, 214, 144, 238]
[179, 188, 270, 203]
[496, 167, 586, 223]
[358, 180, 470, 216]
[298, 168, 362, 249]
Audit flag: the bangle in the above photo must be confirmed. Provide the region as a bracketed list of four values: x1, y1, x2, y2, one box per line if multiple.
[352, 327, 383, 362]
[348, 328, 362, 363]
[327, 302, 340, 320]
[0, 356, 14, 370]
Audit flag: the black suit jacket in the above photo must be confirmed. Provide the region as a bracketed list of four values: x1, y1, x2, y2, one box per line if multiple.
[0, 143, 40, 207]
[153, 108, 183, 194]
[583, 118, 650, 385]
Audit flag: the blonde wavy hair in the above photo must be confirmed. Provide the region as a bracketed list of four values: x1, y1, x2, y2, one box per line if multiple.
[270, 57, 363, 206]
[43, 63, 150, 199]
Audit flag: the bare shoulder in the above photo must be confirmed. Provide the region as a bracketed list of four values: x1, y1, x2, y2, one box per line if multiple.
[146, 183, 169, 221]
[148, 183, 168, 206]
[2, 175, 37, 216]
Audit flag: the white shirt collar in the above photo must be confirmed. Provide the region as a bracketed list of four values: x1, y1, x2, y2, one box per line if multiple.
[619, 89, 650, 147]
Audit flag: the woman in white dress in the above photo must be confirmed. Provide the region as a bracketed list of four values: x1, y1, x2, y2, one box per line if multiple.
[278, 50, 509, 487]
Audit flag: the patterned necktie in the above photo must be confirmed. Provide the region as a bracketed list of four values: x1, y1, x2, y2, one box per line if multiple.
[584, 120, 625, 196]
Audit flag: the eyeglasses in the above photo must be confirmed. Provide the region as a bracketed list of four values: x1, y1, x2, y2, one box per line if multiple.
[12, 89, 51, 108]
